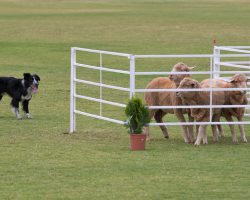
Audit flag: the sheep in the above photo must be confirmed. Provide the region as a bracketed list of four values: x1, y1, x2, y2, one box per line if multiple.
[176, 77, 226, 146]
[144, 62, 195, 143]
[201, 74, 249, 143]
[199, 78, 228, 143]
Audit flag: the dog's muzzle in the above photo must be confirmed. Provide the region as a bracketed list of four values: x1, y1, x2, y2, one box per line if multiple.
[31, 78, 39, 93]
[31, 84, 38, 93]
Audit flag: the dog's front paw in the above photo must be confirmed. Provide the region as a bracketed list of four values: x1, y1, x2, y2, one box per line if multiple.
[25, 113, 32, 119]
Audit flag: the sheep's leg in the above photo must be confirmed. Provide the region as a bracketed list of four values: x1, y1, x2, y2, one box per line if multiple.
[211, 125, 219, 142]
[181, 126, 190, 143]
[237, 116, 247, 143]
[195, 125, 207, 146]
[195, 125, 199, 139]
[182, 126, 190, 143]
[211, 114, 220, 143]
[224, 115, 238, 143]
[154, 110, 169, 139]
[187, 113, 195, 143]
[144, 126, 150, 141]
[175, 109, 189, 143]
[238, 124, 247, 142]
[202, 125, 208, 145]
[144, 109, 155, 141]
[217, 124, 224, 137]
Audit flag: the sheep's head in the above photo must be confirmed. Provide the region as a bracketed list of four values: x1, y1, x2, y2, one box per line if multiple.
[230, 73, 249, 93]
[176, 77, 200, 100]
[177, 78, 207, 120]
[229, 73, 249, 104]
[169, 62, 195, 87]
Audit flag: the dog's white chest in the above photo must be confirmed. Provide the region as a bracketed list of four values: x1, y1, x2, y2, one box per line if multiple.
[21, 88, 32, 100]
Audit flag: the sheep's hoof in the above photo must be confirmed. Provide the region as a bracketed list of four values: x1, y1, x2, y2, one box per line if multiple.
[146, 137, 151, 142]
[212, 139, 218, 143]
[187, 138, 195, 144]
[164, 135, 169, 139]
[187, 137, 195, 143]
[202, 138, 208, 144]
[241, 137, 247, 143]
[194, 142, 200, 147]
[184, 139, 190, 143]
[232, 139, 238, 144]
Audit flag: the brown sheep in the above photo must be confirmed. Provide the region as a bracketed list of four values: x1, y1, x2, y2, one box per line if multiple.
[199, 78, 228, 143]
[144, 62, 195, 143]
[201, 74, 249, 143]
[176, 77, 226, 146]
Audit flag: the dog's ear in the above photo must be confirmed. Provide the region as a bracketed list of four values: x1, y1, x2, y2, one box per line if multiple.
[23, 73, 31, 80]
[33, 74, 40, 81]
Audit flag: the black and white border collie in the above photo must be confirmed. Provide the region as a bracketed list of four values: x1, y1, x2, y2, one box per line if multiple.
[0, 73, 40, 119]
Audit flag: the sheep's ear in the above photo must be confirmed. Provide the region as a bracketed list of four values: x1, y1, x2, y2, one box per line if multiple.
[230, 78, 236, 83]
[247, 78, 250, 82]
[188, 66, 196, 70]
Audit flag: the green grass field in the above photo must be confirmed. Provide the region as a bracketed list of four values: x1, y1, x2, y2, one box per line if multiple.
[0, 0, 250, 199]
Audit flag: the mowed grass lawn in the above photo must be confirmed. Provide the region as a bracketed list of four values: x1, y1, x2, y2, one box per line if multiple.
[0, 0, 250, 199]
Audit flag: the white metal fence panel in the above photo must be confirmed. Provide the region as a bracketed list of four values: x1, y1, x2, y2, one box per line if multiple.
[70, 47, 132, 133]
[70, 46, 250, 133]
[214, 46, 250, 116]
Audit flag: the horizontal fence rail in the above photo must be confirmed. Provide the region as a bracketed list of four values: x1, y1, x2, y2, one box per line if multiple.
[218, 46, 250, 49]
[74, 110, 125, 124]
[147, 105, 250, 109]
[70, 46, 250, 133]
[75, 78, 130, 92]
[135, 54, 250, 58]
[75, 94, 126, 108]
[73, 47, 131, 57]
[75, 63, 130, 74]
[136, 87, 250, 93]
[148, 121, 250, 126]
[216, 47, 250, 54]
[215, 62, 250, 70]
[135, 71, 250, 76]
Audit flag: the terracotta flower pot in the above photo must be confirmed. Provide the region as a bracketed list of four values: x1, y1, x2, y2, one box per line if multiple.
[130, 134, 146, 151]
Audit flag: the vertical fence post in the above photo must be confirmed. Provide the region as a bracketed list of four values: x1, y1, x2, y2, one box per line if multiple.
[209, 55, 213, 123]
[213, 46, 220, 79]
[70, 47, 76, 133]
[129, 55, 135, 99]
[100, 52, 103, 116]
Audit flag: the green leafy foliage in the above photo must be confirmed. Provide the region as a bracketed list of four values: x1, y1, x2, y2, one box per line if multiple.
[125, 97, 150, 134]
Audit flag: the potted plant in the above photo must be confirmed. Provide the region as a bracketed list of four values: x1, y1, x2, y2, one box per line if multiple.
[125, 97, 150, 151]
